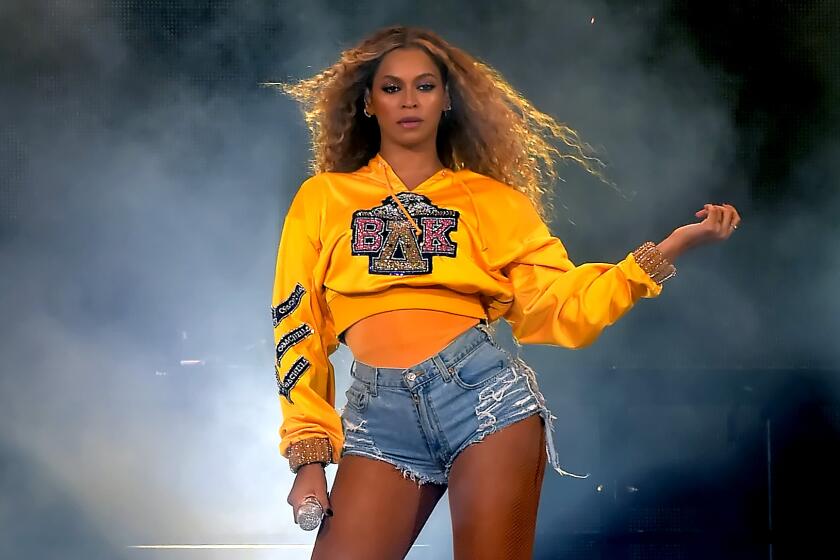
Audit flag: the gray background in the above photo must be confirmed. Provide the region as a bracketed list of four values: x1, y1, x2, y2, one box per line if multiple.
[1, 1, 838, 558]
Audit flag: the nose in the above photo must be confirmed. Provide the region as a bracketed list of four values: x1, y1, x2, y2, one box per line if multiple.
[401, 89, 417, 108]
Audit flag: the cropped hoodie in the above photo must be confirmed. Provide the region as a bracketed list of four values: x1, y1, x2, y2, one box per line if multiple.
[271, 153, 668, 471]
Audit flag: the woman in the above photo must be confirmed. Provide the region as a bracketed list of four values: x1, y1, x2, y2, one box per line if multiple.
[266, 25, 739, 559]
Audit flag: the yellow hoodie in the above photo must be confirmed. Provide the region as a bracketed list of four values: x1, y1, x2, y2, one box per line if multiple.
[272, 153, 669, 471]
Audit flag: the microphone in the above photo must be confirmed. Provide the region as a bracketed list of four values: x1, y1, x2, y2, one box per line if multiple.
[296, 496, 325, 531]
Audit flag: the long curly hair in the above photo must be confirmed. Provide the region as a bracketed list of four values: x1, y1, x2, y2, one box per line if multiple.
[262, 25, 610, 221]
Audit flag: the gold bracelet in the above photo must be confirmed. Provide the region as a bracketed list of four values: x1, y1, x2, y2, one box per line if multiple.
[286, 437, 333, 473]
[632, 241, 677, 285]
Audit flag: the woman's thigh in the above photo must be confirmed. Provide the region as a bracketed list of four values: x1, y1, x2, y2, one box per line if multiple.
[311, 455, 447, 560]
[447, 414, 547, 560]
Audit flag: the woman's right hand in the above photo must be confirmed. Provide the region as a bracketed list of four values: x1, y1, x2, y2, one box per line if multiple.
[287, 463, 333, 524]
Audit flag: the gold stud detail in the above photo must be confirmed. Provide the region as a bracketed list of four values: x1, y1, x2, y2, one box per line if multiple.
[632, 241, 677, 285]
[286, 437, 333, 473]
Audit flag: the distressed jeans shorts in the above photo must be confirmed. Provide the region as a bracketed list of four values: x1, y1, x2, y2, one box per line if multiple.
[339, 323, 587, 485]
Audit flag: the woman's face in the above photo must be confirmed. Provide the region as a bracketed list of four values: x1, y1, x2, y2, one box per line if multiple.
[365, 47, 450, 149]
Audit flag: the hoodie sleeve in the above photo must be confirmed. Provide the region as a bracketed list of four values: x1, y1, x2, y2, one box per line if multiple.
[501, 191, 672, 348]
[271, 176, 343, 472]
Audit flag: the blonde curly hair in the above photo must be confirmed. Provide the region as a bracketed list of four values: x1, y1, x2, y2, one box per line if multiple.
[262, 25, 610, 221]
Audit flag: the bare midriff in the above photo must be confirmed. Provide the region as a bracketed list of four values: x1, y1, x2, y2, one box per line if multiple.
[343, 309, 482, 368]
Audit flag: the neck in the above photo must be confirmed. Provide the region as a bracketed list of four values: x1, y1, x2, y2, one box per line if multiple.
[378, 142, 443, 182]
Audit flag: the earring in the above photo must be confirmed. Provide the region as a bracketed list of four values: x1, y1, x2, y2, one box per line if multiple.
[363, 107, 372, 118]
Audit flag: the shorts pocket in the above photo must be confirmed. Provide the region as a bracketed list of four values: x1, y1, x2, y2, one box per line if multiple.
[451, 342, 508, 390]
[344, 381, 369, 412]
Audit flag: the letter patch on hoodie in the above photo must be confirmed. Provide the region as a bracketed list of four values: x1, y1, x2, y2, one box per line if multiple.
[276, 357, 310, 404]
[350, 192, 459, 275]
[271, 283, 305, 327]
[274, 322, 313, 403]
[272, 283, 314, 403]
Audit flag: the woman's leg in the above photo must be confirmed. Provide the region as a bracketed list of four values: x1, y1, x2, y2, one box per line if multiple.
[311, 455, 447, 560]
[447, 414, 547, 560]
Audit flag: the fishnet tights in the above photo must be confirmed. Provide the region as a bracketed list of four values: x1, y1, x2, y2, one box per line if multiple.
[311, 414, 547, 560]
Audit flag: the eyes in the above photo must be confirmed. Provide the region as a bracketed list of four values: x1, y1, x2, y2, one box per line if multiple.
[381, 83, 436, 94]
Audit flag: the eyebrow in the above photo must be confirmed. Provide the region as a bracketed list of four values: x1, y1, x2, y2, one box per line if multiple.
[380, 73, 439, 82]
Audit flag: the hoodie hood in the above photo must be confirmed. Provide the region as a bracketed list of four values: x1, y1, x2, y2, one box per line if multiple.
[352, 152, 488, 252]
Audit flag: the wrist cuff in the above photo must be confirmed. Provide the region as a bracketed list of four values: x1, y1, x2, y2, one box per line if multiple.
[632, 241, 677, 285]
[287, 437, 333, 473]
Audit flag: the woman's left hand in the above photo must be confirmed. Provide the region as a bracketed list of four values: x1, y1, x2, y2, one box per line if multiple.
[679, 203, 741, 248]
[656, 203, 741, 262]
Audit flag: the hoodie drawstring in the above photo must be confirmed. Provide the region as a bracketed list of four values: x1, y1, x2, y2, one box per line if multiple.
[377, 157, 488, 253]
[381, 161, 423, 236]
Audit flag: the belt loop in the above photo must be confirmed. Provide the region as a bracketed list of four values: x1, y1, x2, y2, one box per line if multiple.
[432, 355, 452, 382]
[369, 367, 379, 397]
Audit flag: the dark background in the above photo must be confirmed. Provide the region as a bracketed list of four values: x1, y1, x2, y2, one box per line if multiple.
[1, 1, 838, 559]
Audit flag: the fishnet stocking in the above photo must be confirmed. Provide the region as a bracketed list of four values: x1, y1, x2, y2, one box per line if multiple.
[448, 414, 547, 560]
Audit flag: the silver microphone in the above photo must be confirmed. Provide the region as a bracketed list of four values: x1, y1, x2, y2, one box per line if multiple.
[296, 496, 325, 531]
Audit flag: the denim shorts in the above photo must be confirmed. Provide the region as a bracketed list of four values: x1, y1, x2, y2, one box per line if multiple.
[339, 323, 588, 485]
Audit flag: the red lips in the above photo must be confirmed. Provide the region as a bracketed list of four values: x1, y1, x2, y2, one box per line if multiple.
[397, 117, 423, 123]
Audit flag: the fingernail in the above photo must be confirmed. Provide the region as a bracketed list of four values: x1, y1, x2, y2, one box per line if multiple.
[326, 508, 334, 516]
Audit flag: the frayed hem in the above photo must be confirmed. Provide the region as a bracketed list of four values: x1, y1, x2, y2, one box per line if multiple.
[443, 411, 538, 479]
[512, 356, 591, 480]
[339, 450, 447, 486]
[443, 433, 489, 479]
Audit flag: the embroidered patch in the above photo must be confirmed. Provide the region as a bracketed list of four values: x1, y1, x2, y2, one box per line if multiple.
[275, 323, 313, 363]
[350, 192, 459, 275]
[276, 357, 310, 404]
[271, 283, 306, 327]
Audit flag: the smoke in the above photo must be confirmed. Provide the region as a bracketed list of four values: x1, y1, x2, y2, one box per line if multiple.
[1, 1, 837, 559]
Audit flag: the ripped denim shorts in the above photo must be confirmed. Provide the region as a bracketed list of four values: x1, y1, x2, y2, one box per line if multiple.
[339, 323, 587, 485]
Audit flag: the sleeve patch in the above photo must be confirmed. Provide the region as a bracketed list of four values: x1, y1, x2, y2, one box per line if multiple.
[276, 357, 311, 404]
[271, 283, 306, 327]
[275, 323, 314, 364]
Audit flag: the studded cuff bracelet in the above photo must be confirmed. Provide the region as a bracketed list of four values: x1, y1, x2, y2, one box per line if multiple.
[632, 241, 677, 285]
[287, 437, 333, 473]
